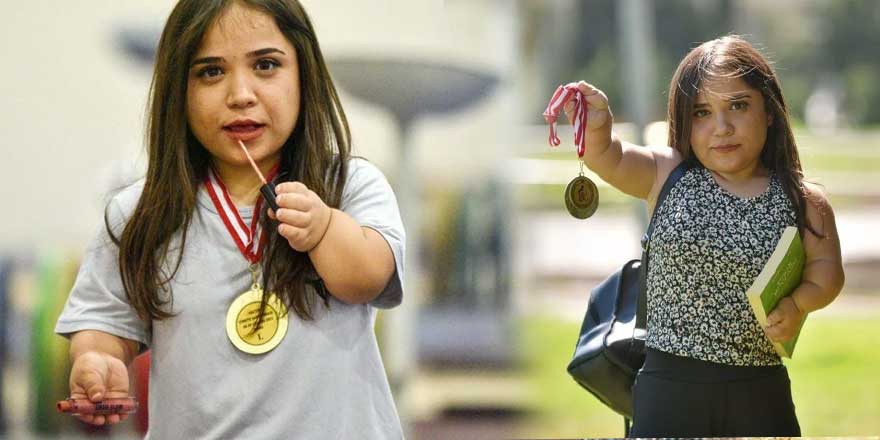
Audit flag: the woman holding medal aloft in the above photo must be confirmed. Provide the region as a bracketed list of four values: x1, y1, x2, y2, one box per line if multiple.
[557, 36, 843, 436]
[55, 0, 405, 438]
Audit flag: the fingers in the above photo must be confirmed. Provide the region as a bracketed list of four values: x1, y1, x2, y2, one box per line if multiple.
[576, 82, 609, 111]
[585, 90, 610, 111]
[268, 181, 330, 252]
[274, 181, 309, 195]
[68, 353, 132, 426]
[74, 413, 120, 426]
[77, 370, 107, 402]
[765, 319, 793, 342]
[76, 414, 95, 424]
[275, 208, 311, 228]
[278, 223, 306, 243]
[105, 358, 131, 396]
[276, 192, 312, 212]
[764, 324, 781, 342]
[766, 310, 784, 327]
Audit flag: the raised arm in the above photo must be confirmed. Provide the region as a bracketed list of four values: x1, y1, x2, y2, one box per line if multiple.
[565, 82, 662, 200]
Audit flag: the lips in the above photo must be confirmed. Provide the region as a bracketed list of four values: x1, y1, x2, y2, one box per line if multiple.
[712, 143, 740, 152]
[223, 120, 266, 141]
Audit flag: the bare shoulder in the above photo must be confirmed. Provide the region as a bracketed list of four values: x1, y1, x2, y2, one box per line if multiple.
[646, 146, 684, 215]
[802, 181, 836, 237]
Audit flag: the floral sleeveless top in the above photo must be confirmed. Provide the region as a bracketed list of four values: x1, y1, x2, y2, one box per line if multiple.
[646, 165, 796, 366]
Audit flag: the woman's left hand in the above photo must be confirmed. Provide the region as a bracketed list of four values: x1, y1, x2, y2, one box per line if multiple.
[270, 182, 333, 252]
[764, 296, 805, 342]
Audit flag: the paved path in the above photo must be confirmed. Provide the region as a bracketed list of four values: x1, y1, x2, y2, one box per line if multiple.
[514, 206, 880, 322]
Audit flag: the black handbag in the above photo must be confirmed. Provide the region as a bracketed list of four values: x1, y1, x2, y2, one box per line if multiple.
[566, 161, 689, 430]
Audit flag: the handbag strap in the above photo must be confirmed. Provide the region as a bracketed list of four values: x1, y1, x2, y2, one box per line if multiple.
[636, 160, 690, 329]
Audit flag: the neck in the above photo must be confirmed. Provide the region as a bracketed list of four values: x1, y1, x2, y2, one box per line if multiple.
[212, 156, 279, 207]
[710, 163, 768, 184]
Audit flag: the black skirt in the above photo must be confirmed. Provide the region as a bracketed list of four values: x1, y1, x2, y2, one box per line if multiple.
[630, 347, 801, 437]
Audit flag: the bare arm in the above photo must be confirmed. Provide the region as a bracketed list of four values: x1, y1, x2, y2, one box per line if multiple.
[273, 182, 396, 305]
[791, 184, 845, 313]
[70, 330, 139, 366]
[766, 184, 845, 342]
[308, 209, 395, 304]
[565, 82, 665, 200]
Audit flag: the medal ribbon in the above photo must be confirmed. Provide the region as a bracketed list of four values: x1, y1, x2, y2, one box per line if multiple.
[204, 165, 279, 264]
[543, 83, 588, 158]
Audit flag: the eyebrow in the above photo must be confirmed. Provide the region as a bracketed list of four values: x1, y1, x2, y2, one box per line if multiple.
[190, 47, 287, 67]
[693, 93, 752, 108]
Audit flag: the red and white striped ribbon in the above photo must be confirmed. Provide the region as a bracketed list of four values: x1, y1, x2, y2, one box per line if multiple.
[543, 83, 587, 157]
[204, 168, 268, 264]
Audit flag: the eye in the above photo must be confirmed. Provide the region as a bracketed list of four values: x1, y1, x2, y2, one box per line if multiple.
[693, 109, 710, 118]
[196, 66, 223, 79]
[731, 101, 749, 111]
[255, 58, 280, 72]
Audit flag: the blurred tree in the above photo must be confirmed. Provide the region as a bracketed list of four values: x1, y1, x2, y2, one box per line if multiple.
[812, 0, 880, 124]
[524, 0, 880, 126]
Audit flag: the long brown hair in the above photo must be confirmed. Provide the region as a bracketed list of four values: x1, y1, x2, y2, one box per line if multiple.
[666, 35, 820, 237]
[108, 0, 351, 322]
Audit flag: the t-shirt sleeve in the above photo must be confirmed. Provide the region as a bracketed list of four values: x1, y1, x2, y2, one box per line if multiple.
[340, 158, 406, 309]
[54, 187, 150, 348]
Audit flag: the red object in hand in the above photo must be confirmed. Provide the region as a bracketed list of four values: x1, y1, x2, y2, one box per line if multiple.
[543, 83, 588, 157]
[56, 398, 138, 416]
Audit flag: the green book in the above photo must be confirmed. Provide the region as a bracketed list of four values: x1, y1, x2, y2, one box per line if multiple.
[745, 226, 806, 358]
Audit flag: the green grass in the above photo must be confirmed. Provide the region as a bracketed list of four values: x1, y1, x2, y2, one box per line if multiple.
[801, 153, 880, 173]
[518, 314, 880, 437]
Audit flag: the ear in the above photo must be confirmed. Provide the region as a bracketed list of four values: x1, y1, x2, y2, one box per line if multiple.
[767, 113, 773, 127]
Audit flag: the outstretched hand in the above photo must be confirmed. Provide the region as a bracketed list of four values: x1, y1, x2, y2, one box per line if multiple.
[68, 351, 131, 426]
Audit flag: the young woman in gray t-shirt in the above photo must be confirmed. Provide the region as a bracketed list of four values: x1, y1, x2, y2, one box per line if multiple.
[56, 1, 405, 437]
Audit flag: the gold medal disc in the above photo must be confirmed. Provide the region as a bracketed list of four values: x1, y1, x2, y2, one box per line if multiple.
[225, 287, 289, 354]
[564, 175, 599, 219]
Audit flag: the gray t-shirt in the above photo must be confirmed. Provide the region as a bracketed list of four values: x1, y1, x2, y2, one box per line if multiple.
[56, 158, 405, 439]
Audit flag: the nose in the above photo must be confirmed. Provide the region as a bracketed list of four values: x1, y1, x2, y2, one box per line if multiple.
[226, 72, 257, 109]
[712, 112, 734, 137]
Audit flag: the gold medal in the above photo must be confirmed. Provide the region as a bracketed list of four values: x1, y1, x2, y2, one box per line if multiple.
[225, 268, 289, 354]
[564, 169, 598, 219]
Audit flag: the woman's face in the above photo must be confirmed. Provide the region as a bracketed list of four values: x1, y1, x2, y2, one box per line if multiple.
[689, 76, 772, 179]
[186, 2, 300, 173]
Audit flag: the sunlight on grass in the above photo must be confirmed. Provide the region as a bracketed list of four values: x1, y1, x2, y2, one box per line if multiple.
[519, 314, 880, 438]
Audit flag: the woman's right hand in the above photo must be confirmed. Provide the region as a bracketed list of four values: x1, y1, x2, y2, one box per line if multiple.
[68, 351, 131, 425]
[563, 81, 614, 154]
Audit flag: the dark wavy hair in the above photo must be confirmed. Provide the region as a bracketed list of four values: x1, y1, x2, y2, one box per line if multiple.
[108, 0, 350, 322]
[666, 35, 820, 237]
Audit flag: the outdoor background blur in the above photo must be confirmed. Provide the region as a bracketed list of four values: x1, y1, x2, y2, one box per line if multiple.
[0, 0, 877, 439]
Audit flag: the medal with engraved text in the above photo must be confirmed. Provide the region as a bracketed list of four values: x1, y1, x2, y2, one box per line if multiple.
[204, 167, 288, 355]
[544, 83, 600, 219]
